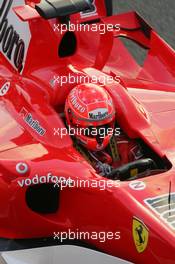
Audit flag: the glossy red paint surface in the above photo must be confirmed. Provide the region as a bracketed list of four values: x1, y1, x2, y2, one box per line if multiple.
[0, 1, 175, 263]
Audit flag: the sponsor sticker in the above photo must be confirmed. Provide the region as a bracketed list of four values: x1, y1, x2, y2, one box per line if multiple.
[129, 181, 146, 191]
[89, 108, 108, 120]
[132, 217, 149, 253]
[0, 0, 31, 72]
[69, 89, 86, 113]
[0, 82, 10, 96]
[20, 107, 46, 136]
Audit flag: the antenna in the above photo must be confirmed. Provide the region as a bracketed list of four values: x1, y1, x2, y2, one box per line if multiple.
[168, 180, 172, 217]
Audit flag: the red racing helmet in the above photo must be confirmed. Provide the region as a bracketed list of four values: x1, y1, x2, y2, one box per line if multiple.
[65, 84, 116, 151]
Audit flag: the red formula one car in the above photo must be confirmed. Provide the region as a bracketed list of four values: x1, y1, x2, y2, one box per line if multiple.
[0, 0, 175, 263]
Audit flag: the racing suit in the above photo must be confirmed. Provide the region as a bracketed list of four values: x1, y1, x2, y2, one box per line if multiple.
[74, 131, 144, 178]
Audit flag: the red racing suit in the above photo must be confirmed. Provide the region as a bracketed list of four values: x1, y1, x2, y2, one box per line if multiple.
[88, 132, 144, 176]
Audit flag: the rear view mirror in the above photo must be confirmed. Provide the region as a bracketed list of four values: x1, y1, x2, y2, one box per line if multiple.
[35, 0, 93, 19]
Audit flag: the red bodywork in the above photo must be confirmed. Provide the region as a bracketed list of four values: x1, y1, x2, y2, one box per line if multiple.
[0, 0, 175, 263]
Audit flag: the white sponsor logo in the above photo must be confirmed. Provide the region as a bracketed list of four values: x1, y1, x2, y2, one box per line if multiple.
[129, 181, 146, 191]
[17, 172, 59, 188]
[0, 81, 10, 96]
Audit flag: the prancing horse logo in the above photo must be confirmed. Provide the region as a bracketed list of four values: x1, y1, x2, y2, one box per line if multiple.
[132, 217, 149, 253]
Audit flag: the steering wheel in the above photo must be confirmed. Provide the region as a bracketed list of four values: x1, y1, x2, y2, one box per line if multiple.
[107, 158, 157, 181]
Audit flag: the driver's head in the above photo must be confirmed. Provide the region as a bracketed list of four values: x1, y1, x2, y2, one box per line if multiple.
[65, 84, 115, 151]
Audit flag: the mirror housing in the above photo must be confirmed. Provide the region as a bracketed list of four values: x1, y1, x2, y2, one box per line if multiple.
[35, 0, 93, 19]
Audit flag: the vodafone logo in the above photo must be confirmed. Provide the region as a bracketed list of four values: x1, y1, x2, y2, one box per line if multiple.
[0, 0, 31, 72]
[16, 162, 28, 174]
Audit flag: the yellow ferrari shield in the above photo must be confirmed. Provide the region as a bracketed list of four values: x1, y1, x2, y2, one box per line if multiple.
[132, 217, 149, 253]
